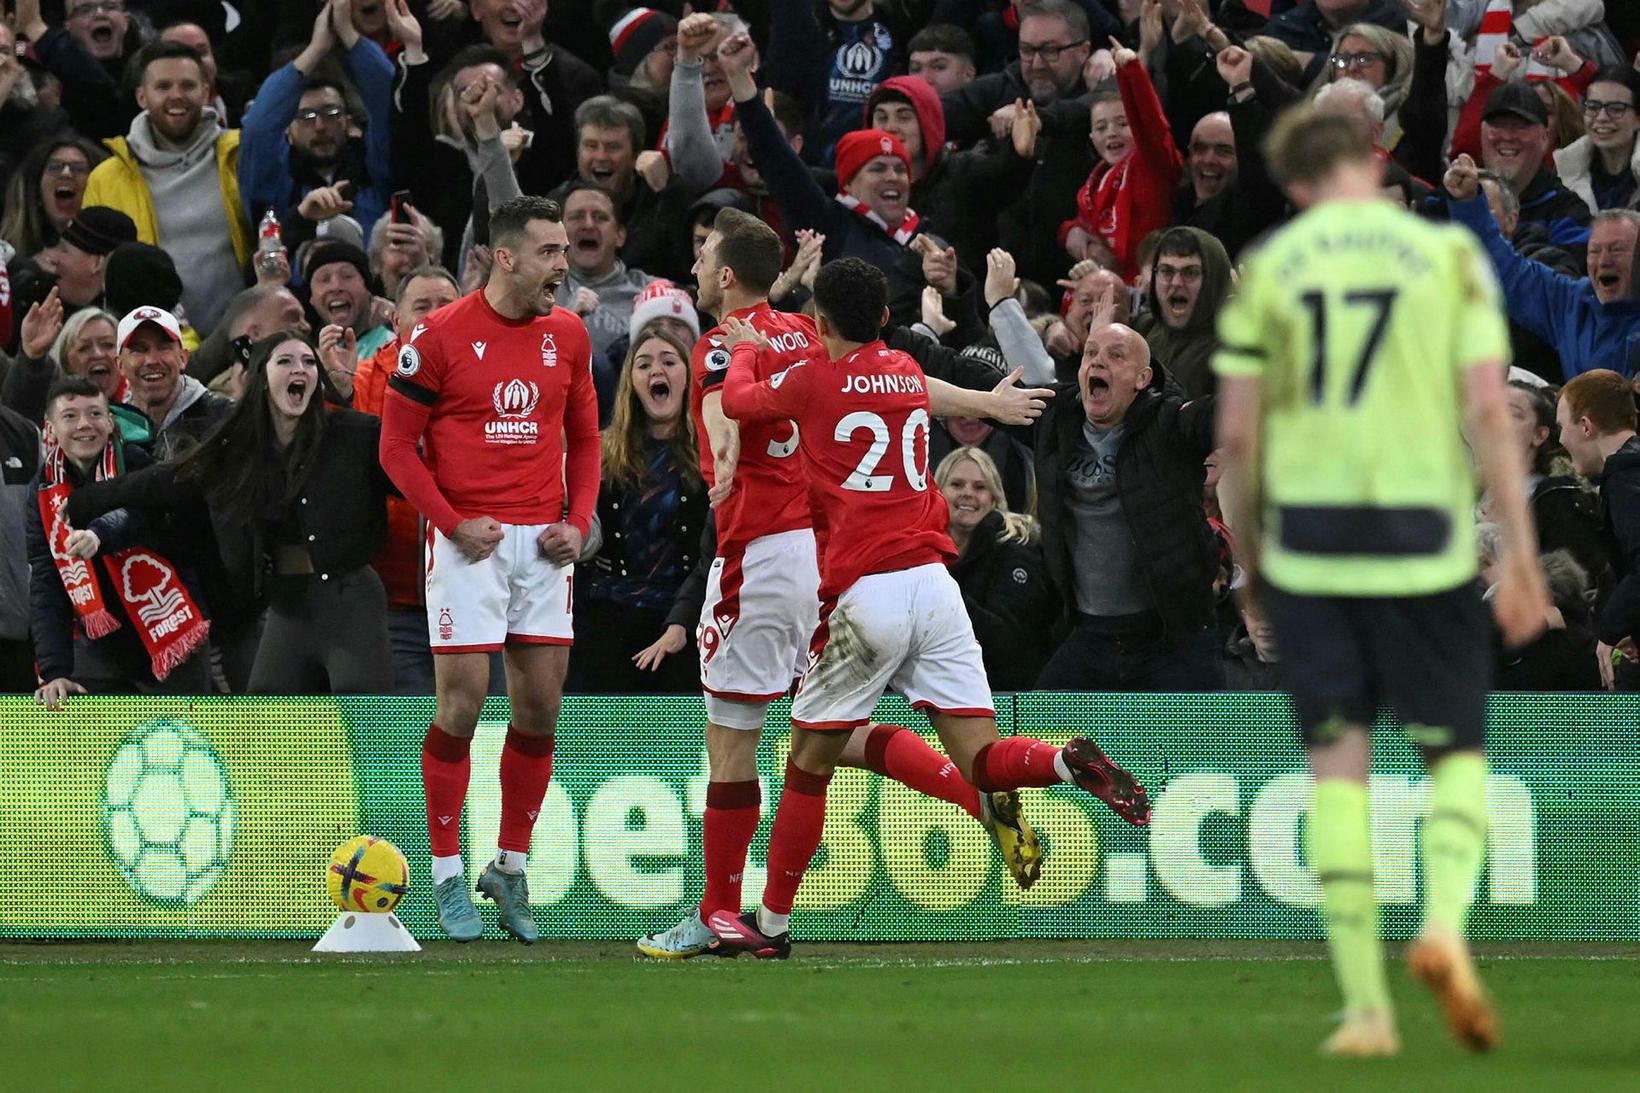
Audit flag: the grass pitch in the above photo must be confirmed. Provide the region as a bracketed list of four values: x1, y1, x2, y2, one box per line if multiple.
[4, 940, 1636, 1091]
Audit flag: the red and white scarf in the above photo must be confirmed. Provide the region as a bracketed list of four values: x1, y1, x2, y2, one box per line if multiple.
[836, 194, 922, 245]
[38, 439, 209, 680]
[1473, 0, 1555, 78]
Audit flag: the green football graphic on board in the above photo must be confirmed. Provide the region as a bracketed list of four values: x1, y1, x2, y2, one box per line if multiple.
[103, 721, 235, 903]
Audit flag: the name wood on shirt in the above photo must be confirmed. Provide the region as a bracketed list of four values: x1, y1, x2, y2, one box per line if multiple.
[765, 330, 811, 352]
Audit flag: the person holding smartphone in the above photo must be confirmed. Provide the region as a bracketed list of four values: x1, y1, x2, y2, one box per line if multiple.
[365, 191, 445, 301]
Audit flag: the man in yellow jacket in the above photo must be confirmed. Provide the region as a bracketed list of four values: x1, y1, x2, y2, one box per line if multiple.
[84, 40, 251, 336]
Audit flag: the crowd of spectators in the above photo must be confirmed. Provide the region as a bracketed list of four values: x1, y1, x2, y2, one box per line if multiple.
[3, 0, 1640, 702]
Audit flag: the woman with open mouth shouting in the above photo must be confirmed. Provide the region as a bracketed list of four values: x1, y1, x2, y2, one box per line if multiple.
[0, 138, 108, 268]
[1, 297, 136, 430]
[67, 330, 395, 694]
[568, 325, 707, 694]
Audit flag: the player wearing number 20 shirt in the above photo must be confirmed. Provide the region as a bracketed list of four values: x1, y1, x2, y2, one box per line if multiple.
[717, 298, 973, 728]
[704, 258, 1149, 962]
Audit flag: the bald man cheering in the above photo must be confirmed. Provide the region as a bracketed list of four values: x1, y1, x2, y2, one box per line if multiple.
[1012, 319, 1224, 690]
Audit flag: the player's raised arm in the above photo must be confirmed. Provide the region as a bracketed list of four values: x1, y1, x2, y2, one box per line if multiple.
[718, 315, 801, 421]
[927, 368, 1053, 425]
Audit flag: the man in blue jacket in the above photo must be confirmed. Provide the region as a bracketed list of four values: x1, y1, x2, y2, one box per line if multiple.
[1446, 153, 1640, 378]
[237, 2, 393, 252]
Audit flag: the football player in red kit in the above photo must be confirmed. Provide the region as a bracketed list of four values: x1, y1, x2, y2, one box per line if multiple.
[637, 209, 1047, 960]
[706, 258, 1151, 959]
[379, 196, 600, 943]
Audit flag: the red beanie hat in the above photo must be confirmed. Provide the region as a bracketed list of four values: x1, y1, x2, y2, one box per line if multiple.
[834, 129, 911, 194]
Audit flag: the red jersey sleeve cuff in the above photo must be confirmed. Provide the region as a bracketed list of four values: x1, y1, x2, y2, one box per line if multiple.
[429, 507, 464, 538]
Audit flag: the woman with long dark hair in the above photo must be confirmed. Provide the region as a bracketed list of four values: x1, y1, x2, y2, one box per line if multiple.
[0, 137, 107, 265]
[69, 329, 393, 693]
[569, 326, 707, 693]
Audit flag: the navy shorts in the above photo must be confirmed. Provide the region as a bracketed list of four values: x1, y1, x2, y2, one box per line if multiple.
[1260, 583, 1488, 752]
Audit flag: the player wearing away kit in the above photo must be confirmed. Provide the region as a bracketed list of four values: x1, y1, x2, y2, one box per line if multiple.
[706, 258, 1152, 959]
[1213, 109, 1550, 1057]
[636, 210, 1044, 960]
[379, 196, 600, 944]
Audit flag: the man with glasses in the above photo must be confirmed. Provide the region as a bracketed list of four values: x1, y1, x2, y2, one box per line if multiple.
[941, 0, 1094, 147]
[12, 0, 133, 139]
[1446, 150, 1640, 379]
[1265, 0, 1406, 84]
[1555, 68, 1640, 212]
[1137, 226, 1232, 398]
[239, 0, 395, 257]
[61, 0, 128, 61]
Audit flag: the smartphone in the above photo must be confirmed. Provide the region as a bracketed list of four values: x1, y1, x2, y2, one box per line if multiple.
[391, 190, 413, 223]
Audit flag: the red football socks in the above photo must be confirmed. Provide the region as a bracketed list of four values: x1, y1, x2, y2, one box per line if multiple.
[972, 737, 1064, 792]
[699, 779, 762, 920]
[497, 725, 555, 854]
[864, 723, 981, 819]
[760, 758, 833, 916]
[421, 723, 471, 857]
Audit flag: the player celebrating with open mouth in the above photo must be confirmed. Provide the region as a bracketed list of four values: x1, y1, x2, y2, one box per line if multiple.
[380, 195, 600, 944]
[704, 257, 1151, 960]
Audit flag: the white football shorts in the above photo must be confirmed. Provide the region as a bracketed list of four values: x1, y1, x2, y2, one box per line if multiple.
[425, 522, 573, 652]
[791, 563, 995, 730]
[699, 528, 819, 729]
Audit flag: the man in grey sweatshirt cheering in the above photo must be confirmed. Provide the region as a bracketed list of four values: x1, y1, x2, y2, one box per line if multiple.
[83, 39, 252, 336]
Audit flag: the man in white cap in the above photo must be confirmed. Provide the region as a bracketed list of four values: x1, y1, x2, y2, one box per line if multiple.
[116, 305, 233, 459]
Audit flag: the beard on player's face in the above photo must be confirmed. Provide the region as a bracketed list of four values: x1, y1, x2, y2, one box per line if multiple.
[501, 253, 564, 315]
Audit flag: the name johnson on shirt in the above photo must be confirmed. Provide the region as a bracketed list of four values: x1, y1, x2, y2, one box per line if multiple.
[841, 373, 925, 395]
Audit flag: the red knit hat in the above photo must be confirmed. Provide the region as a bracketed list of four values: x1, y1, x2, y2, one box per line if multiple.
[834, 129, 910, 193]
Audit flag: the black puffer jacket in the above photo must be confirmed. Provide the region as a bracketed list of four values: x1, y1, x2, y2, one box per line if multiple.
[950, 510, 1058, 690]
[1019, 366, 1218, 646]
[1533, 474, 1612, 594]
[1595, 437, 1640, 646]
[68, 410, 390, 621]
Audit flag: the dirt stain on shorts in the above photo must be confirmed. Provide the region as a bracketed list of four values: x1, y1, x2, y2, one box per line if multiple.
[809, 606, 879, 690]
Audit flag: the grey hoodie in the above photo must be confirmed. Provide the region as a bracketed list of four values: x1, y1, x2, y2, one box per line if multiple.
[555, 261, 657, 362]
[126, 108, 243, 333]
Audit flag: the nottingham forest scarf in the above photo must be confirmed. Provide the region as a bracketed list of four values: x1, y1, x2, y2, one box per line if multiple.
[836, 194, 922, 246]
[38, 439, 209, 680]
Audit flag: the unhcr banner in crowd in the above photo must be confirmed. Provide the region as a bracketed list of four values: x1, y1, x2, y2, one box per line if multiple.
[0, 695, 1634, 941]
